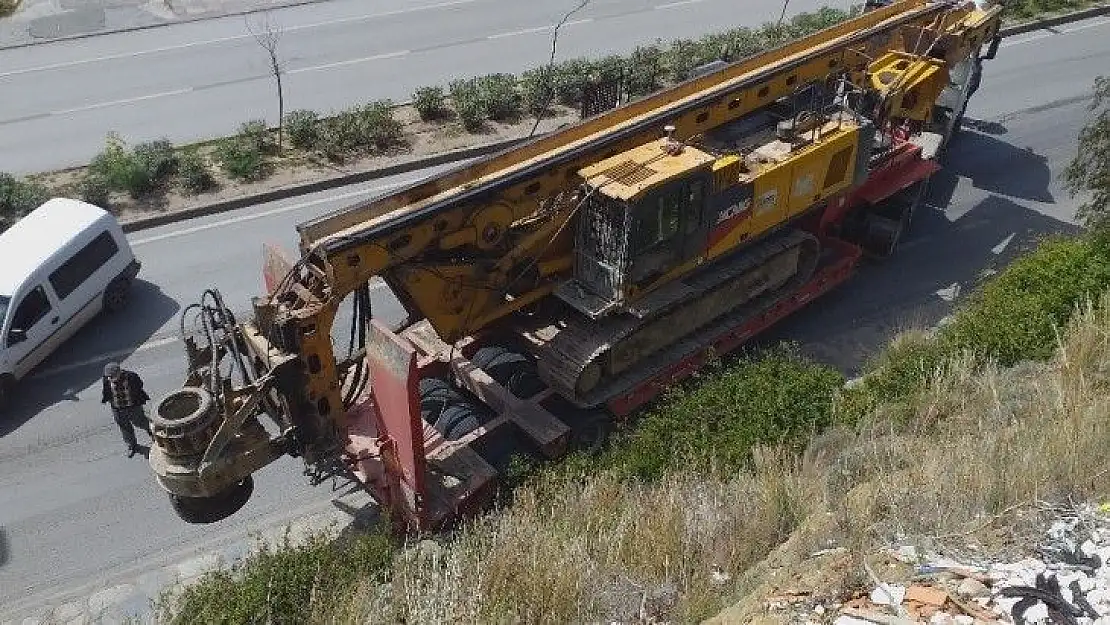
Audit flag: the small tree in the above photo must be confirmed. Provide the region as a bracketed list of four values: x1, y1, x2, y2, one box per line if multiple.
[246, 12, 286, 153]
[1063, 76, 1110, 230]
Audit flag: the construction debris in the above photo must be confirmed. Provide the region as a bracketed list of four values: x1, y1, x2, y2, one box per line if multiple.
[767, 503, 1110, 624]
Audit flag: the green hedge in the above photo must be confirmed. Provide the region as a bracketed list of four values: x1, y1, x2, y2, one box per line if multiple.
[839, 230, 1110, 422]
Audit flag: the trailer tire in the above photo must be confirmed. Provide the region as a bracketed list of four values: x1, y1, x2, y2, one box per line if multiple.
[168, 476, 254, 524]
[432, 402, 484, 440]
[471, 345, 545, 399]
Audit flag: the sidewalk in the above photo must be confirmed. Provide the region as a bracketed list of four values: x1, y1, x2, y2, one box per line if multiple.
[0, 0, 332, 49]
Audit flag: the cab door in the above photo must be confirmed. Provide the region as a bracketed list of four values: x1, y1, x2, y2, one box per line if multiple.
[7, 284, 60, 380]
[627, 174, 710, 289]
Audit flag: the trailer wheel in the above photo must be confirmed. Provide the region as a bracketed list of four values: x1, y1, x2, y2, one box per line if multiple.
[430, 401, 485, 440]
[471, 345, 545, 399]
[168, 475, 254, 524]
[419, 377, 461, 425]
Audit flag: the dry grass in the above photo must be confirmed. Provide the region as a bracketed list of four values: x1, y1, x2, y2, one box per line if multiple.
[330, 449, 824, 624]
[319, 292, 1110, 624]
[841, 294, 1110, 543]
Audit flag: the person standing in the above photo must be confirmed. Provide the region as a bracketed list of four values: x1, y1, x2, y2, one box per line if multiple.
[101, 361, 153, 457]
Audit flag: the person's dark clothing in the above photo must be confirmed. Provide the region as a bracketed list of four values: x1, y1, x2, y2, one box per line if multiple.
[101, 369, 150, 409]
[101, 369, 152, 455]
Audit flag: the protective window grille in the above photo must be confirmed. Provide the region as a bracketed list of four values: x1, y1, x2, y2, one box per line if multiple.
[581, 71, 625, 119]
[575, 194, 629, 302]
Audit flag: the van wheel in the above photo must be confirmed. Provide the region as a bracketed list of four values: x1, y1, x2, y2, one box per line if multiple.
[103, 278, 131, 313]
[0, 375, 13, 411]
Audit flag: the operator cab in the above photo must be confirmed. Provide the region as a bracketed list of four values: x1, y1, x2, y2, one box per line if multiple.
[555, 128, 716, 319]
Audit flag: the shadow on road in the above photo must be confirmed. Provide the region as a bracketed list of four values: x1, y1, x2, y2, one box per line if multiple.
[0, 528, 8, 569]
[0, 279, 179, 436]
[933, 126, 1055, 203]
[755, 126, 1080, 376]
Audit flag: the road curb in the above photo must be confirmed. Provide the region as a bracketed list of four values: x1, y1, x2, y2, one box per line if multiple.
[119, 135, 535, 233]
[998, 3, 1110, 36]
[0, 0, 331, 51]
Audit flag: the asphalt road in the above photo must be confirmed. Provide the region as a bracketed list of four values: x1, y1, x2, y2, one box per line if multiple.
[0, 0, 839, 175]
[1, 13, 1108, 621]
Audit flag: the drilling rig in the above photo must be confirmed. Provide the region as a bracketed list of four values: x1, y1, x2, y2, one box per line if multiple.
[145, 0, 1003, 528]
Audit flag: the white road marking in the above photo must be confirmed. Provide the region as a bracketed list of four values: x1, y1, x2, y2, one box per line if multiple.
[487, 18, 593, 40]
[656, 0, 706, 9]
[992, 233, 1015, 255]
[131, 180, 417, 246]
[50, 88, 194, 115]
[287, 50, 410, 74]
[0, 0, 481, 79]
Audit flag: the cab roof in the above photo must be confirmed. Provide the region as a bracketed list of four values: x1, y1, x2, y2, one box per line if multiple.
[577, 138, 715, 202]
[0, 198, 115, 296]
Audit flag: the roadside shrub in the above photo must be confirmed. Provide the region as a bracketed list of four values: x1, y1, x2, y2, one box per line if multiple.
[88, 133, 154, 198]
[133, 139, 178, 181]
[603, 345, 845, 481]
[449, 78, 486, 132]
[552, 58, 594, 105]
[837, 231, 1110, 423]
[476, 73, 522, 122]
[943, 234, 1110, 366]
[76, 174, 111, 207]
[664, 38, 704, 82]
[413, 86, 447, 120]
[0, 172, 50, 225]
[315, 111, 363, 162]
[356, 100, 404, 151]
[214, 137, 267, 182]
[158, 526, 394, 625]
[238, 119, 273, 154]
[625, 44, 664, 97]
[722, 26, 765, 61]
[0, 0, 18, 18]
[519, 67, 556, 116]
[697, 31, 733, 64]
[283, 109, 320, 150]
[177, 149, 216, 195]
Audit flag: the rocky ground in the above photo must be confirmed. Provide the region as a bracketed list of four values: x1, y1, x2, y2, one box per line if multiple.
[712, 503, 1110, 624]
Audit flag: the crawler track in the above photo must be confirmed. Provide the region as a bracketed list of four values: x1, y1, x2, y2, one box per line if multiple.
[531, 229, 821, 408]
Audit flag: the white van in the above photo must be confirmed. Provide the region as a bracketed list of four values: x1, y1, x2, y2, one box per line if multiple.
[0, 198, 141, 409]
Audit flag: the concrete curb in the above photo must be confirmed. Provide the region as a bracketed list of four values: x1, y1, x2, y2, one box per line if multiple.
[998, 2, 1110, 36]
[96, 3, 1110, 235]
[0, 0, 331, 51]
[119, 135, 535, 233]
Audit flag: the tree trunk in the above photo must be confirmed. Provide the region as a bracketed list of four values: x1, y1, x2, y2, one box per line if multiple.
[275, 62, 284, 155]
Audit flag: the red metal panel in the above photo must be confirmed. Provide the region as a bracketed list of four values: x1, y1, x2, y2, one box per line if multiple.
[858, 158, 941, 205]
[365, 319, 427, 501]
[262, 242, 293, 295]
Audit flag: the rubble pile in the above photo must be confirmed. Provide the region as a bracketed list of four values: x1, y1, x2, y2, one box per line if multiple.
[765, 504, 1110, 624]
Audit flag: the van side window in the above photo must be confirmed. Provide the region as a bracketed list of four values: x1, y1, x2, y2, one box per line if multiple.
[9, 286, 51, 340]
[49, 231, 120, 300]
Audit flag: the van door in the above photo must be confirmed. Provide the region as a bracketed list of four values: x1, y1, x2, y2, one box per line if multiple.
[6, 284, 59, 379]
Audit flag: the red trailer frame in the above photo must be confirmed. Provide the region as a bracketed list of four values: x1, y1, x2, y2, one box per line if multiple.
[336, 139, 937, 532]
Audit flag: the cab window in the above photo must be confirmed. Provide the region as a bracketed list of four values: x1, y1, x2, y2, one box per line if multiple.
[633, 187, 683, 254]
[8, 286, 51, 345]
